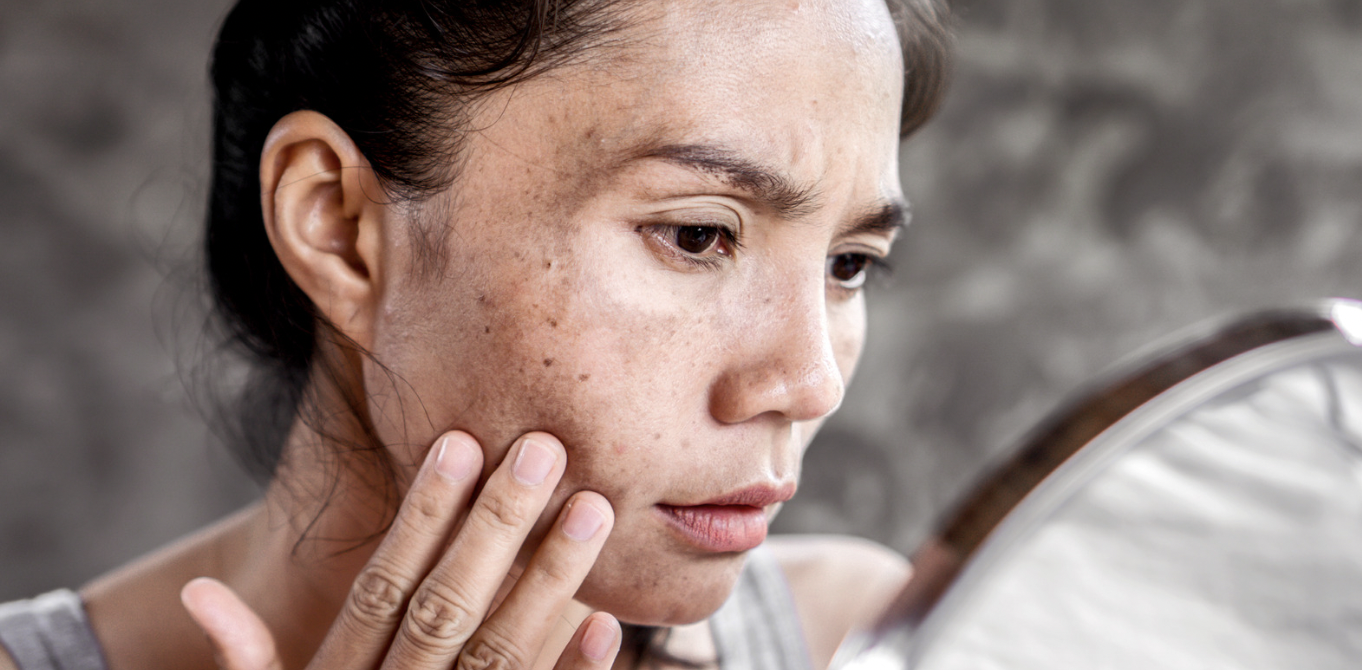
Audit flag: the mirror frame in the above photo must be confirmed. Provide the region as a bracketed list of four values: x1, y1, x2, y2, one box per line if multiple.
[838, 298, 1362, 669]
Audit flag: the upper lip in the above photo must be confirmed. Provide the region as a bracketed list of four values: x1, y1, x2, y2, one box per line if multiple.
[665, 482, 797, 508]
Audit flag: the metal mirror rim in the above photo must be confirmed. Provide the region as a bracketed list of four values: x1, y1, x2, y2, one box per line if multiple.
[841, 297, 1362, 668]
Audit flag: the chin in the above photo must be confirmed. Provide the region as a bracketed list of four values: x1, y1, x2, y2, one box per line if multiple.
[574, 544, 749, 626]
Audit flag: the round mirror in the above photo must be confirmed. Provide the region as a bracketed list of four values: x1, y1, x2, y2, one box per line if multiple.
[839, 299, 1362, 669]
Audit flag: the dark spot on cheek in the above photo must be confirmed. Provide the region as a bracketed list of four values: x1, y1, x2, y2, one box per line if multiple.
[549, 318, 558, 328]
[578, 373, 591, 382]
[545, 260, 553, 269]
[653, 433, 661, 441]
[544, 358, 555, 367]
[484, 325, 491, 334]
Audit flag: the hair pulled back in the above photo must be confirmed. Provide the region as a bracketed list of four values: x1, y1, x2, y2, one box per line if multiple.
[205, 0, 953, 480]
[206, 0, 632, 479]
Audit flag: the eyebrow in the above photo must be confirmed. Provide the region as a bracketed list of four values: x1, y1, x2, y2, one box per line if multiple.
[845, 200, 910, 238]
[641, 144, 822, 217]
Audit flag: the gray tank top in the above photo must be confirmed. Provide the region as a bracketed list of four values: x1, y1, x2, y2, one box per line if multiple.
[0, 590, 105, 670]
[708, 545, 814, 670]
[0, 545, 811, 670]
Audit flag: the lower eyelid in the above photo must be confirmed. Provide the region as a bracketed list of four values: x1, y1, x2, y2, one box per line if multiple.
[639, 225, 727, 270]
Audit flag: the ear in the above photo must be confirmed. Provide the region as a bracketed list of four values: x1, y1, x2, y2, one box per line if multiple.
[260, 110, 387, 351]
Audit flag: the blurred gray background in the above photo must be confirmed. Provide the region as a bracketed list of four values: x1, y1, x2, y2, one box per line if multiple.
[3, 0, 1362, 601]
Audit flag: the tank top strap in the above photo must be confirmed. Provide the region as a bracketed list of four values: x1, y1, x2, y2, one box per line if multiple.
[708, 545, 814, 670]
[0, 589, 108, 670]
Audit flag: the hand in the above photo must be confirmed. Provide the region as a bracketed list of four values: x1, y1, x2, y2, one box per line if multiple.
[180, 431, 620, 670]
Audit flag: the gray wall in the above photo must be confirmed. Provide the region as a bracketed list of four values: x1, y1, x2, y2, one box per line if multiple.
[4, 0, 1362, 601]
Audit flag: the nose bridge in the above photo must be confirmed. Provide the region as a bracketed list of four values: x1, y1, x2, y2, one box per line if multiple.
[710, 261, 845, 425]
[778, 278, 843, 410]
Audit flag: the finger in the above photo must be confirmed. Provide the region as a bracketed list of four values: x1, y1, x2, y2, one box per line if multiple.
[458, 491, 613, 670]
[382, 432, 566, 670]
[314, 431, 484, 669]
[553, 613, 622, 670]
[181, 577, 284, 670]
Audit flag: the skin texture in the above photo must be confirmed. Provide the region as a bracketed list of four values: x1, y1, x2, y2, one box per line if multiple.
[47, 1, 917, 669]
[363, 0, 907, 625]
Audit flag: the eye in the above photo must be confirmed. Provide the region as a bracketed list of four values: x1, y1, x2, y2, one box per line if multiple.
[827, 252, 874, 290]
[636, 206, 743, 270]
[653, 223, 739, 264]
[637, 219, 741, 271]
[675, 225, 723, 255]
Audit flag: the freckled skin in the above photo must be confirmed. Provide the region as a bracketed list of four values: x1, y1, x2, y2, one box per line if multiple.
[363, 0, 905, 626]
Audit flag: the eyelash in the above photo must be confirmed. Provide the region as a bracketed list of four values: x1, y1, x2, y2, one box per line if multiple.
[642, 223, 742, 270]
[827, 252, 891, 293]
[645, 223, 891, 293]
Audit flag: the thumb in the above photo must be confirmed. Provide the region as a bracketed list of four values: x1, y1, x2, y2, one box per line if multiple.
[181, 577, 284, 670]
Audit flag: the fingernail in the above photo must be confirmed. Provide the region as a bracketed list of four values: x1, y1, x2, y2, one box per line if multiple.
[512, 438, 556, 486]
[563, 501, 606, 542]
[580, 616, 616, 662]
[435, 434, 478, 482]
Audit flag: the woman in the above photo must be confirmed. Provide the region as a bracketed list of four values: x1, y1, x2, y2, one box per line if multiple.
[0, 0, 951, 668]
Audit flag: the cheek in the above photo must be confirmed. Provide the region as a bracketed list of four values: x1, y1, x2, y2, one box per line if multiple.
[512, 271, 718, 480]
[370, 234, 723, 488]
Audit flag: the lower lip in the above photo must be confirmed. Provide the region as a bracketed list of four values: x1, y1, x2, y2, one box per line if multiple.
[655, 504, 769, 553]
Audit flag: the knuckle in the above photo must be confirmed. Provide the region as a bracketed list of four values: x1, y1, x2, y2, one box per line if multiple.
[474, 492, 534, 532]
[347, 564, 409, 629]
[530, 550, 579, 589]
[403, 584, 478, 653]
[458, 632, 526, 670]
[403, 484, 451, 527]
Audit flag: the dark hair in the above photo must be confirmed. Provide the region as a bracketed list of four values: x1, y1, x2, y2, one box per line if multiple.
[890, 0, 953, 138]
[206, 0, 949, 661]
[206, 0, 633, 480]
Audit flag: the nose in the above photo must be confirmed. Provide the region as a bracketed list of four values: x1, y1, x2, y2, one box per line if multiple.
[708, 279, 845, 425]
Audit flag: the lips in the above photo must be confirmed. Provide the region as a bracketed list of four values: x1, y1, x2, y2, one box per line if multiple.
[696, 482, 796, 508]
[655, 483, 796, 553]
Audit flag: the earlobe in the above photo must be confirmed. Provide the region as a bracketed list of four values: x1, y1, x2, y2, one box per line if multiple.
[259, 110, 387, 350]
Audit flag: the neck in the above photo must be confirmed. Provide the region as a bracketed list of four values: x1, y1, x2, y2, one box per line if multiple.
[223, 420, 393, 666]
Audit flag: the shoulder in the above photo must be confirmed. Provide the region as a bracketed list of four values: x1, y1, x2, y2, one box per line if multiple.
[763, 535, 911, 670]
[80, 505, 261, 670]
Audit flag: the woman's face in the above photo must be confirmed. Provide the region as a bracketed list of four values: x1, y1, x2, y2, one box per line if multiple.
[364, 0, 905, 625]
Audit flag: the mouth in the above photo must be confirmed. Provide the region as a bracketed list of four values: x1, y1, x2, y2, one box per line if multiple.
[654, 483, 796, 553]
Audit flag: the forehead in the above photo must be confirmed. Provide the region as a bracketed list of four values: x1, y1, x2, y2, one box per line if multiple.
[632, 0, 902, 140]
[650, 0, 903, 76]
[459, 0, 905, 207]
